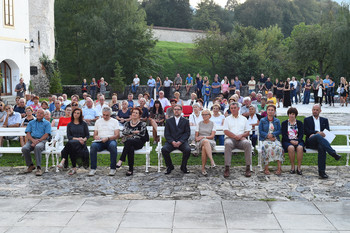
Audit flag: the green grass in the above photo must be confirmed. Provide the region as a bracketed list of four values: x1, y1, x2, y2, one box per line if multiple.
[152, 41, 211, 78]
[0, 116, 348, 168]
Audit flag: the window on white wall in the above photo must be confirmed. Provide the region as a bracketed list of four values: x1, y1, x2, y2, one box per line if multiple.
[4, 0, 14, 26]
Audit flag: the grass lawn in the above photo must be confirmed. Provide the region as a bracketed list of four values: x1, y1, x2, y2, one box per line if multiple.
[0, 116, 347, 168]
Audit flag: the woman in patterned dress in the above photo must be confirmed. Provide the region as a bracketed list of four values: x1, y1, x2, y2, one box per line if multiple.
[258, 105, 284, 175]
[281, 107, 304, 175]
[116, 107, 149, 176]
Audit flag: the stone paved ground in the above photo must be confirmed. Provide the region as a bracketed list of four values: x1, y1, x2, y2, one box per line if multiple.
[0, 165, 349, 201]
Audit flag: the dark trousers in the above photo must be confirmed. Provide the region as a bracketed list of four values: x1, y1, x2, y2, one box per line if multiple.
[313, 90, 318, 103]
[164, 86, 171, 99]
[290, 89, 297, 104]
[161, 141, 191, 168]
[119, 138, 144, 172]
[61, 140, 88, 168]
[307, 134, 336, 173]
[196, 87, 202, 99]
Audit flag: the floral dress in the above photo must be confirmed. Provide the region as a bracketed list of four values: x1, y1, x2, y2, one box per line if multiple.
[261, 122, 284, 165]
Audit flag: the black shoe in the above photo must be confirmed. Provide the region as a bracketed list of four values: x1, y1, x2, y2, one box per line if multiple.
[165, 165, 174, 175]
[180, 166, 190, 174]
[296, 169, 302, 175]
[319, 171, 329, 179]
[332, 154, 341, 161]
[290, 169, 295, 174]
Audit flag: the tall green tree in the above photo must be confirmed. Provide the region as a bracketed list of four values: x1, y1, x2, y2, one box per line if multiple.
[141, 0, 193, 28]
[55, 0, 157, 85]
[192, 0, 234, 33]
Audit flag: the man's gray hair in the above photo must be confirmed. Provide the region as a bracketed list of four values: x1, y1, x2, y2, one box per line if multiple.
[192, 103, 200, 108]
[243, 97, 251, 102]
[102, 106, 112, 114]
[19, 98, 26, 103]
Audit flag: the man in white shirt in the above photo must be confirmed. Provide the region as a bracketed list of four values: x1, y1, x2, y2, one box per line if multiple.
[248, 76, 256, 94]
[89, 106, 120, 176]
[223, 102, 252, 178]
[131, 74, 140, 94]
[94, 95, 109, 117]
[163, 77, 173, 99]
[62, 94, 71, 106]
[158, 91, 170, 109]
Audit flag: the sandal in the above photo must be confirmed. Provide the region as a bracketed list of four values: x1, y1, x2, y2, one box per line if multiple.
[68, 169, 76, 175]
[296, 169, 303, 175]
[126, 171, 133, 176]
[275, 170, 282, 176]
[264, 170, 270, 175]
[290, 169, 295, 174]
[57, 163, 64, 169]
[201, 170, 208, 176]
[116, 160, 122, 168]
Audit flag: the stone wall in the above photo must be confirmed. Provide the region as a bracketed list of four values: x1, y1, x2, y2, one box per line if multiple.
[152, 26, 206, 44]
[63, 85, 250, 100]
[29, 0, 55, 96]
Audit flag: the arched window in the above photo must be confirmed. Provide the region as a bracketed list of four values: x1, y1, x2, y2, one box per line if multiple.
[0, 61, 12, 95]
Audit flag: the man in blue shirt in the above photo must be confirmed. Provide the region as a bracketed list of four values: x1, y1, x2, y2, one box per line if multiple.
[83, 97, 99, 126]
[49, 95, 57, 112]
[22, 108, 51, 176]
[147, 76, 156, 98]
[211, 77, 221, 99]
[186, 73, 193, 94]
[234, 76, 242, 91]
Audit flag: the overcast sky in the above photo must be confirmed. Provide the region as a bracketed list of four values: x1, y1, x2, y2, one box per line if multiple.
[190, 0, 346, 8]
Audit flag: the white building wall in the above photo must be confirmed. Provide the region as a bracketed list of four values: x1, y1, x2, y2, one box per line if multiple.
[0, 0, 30, 96]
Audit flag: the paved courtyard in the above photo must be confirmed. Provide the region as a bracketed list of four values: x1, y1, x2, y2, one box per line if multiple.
[0, 198, 350, 233]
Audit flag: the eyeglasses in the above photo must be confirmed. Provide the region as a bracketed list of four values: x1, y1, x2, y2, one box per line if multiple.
[202, 114, 210, 116]
[174, 109, 181, 111]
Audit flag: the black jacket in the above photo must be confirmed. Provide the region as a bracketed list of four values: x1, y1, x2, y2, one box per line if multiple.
[164, 117, 190, 144]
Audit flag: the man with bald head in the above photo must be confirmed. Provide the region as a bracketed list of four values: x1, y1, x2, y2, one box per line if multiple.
[22, 108, 51, 176]
[304, 104, 341, 179]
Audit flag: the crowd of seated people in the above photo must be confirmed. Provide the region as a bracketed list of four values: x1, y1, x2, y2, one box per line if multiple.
[1, 73, 347, 179]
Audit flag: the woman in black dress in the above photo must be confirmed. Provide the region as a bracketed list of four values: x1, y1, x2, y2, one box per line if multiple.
[276, 79, 284, 108]
[116, 107, 149, 176]
[283, 78, 291, 108]
[57, 108, 89, 175]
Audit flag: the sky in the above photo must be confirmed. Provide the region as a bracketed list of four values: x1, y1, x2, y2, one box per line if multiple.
[190, 0, 346, 8]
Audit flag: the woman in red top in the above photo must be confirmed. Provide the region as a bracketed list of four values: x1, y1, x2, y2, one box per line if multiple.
[57, 106, 72, 129]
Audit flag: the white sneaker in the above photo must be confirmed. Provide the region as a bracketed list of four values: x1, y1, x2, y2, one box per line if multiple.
[108, 169, 116, 176]
[88, 169, 96, 176]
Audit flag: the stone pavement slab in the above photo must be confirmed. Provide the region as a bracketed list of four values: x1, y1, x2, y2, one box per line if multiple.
[1, 198, 349, 232]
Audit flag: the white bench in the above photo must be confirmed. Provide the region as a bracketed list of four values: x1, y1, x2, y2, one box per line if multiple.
[0, 126, 153, 173]
[155, 126, 254, 173]
[256, 126, 350, 171]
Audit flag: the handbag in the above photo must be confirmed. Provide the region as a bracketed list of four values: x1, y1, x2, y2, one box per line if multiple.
[317, 87, 323, 97]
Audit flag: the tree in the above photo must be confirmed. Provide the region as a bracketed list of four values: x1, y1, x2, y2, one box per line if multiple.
[141, 0, 193, 28]
[192, 28, 226, 73]
[288, 23, 332, 77]
[192, 0, 234, 33]
[55, 0, 157, 85]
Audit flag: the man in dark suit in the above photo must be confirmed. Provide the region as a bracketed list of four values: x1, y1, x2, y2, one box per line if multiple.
[304, 104, 341, 179]
[161, 104, 191, 174]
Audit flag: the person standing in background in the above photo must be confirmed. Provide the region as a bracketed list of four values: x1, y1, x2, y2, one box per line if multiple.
[99, 77, 108, 96]
[312, 76, 320, 104]
[81, 79, 88, 94]
[195, 74, 203, 100]
[174, 73, 182, 91]
[131, 74, 140, 94]
[163, 77, 173, 100]
[248, 76, 256, 94]
[147, 76, 156, 98]
[14, 78, 26, 98]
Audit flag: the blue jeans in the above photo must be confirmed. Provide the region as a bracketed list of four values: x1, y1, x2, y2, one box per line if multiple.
[90, 140, 118, 169]
[131, 85, 139, 93]
[215, 135, 224, 145]
[303, 91, 310, 104]
[307, 134, 336, 173]
[203, 95, 210, 108]
[290, 89, 297, 104]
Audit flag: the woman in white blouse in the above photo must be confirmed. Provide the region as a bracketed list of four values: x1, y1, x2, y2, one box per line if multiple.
[189, 103, 203, 126]
[210, 104, 225, 145]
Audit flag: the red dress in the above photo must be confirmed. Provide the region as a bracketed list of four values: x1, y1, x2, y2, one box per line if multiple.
[57, 117, 71, 129]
